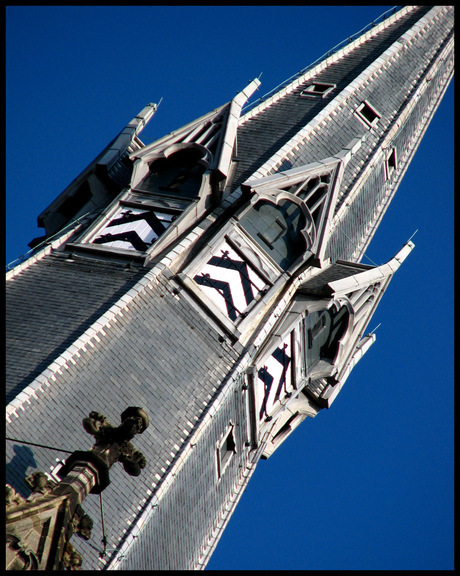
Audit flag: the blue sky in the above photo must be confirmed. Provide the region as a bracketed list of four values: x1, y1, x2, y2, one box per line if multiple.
[6, 6, 453, 570]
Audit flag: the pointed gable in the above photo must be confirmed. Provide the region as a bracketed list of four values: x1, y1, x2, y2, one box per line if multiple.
[129, 79, 260, 186]
[300, 241, 414, 407]
[238, 139, 360, 269]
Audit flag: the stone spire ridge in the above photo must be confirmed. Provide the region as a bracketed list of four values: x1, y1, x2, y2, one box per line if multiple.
[240, 6, 414, 121]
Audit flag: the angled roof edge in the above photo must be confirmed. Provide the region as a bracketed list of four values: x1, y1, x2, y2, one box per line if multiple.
[241, 136, 362, 192]
[333, 15, 454, 227]
[5, 197, 235, 419]
[215, 78, 261, 178]
[5, 258, 164, 421]
[237, 6, 438, 184]
[6, 223, 85, 279]
[38, 103, 158, 220]
[320, 241, 414, 407]
[128, 79, 261, 170]
[128, 103, 230, 162]
[96, 103, 157, 171]
[241, 155, 341, 193]
[321, 332, 376, 407]
[100, 326, 258, 570]
[339, 28, 454, 262]
[239, 6, 416, 123]
[325, 240, 414, 297]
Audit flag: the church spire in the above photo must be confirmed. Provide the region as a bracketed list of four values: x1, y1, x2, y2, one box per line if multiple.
[6, 6, 453, 570]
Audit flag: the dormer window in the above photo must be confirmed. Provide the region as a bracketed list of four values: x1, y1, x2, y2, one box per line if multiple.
[193, 239, 270, 323]
[355, 101, 381, 128]
[300, 82, 336, 98]
[75, 146, 208, 257]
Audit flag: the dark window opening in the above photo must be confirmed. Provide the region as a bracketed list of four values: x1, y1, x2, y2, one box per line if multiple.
[356, 101, 381, 128]
[385, 147, 397, 179]
[304, 305, 350, 370]
[320, 305, 349, 360]
[300, 82, 336, 98]
[306, 184, 328, 216]
[217, 426, 236, 479]
[60, 181, 92, 218]
[137, 148, 205, 200]
[295, 174, 330, 223]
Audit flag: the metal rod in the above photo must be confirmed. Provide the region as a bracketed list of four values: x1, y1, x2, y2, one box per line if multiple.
[5, 437, 74, 454]
[99, 492, 108, 558]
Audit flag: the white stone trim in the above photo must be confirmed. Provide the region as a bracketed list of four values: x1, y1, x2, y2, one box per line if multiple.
[216, 79, 261, 178]
[103, 348, 256, 570]
[6, 224, 84, 280]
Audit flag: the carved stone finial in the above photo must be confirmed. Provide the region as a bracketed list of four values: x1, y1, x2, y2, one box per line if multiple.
[81, 407, 149, 477]
[24, 471, 57, 501]
[61, 541, 83, 570]
[83, 407, 149, 444]
[6, 408, 149, 571]
[5, 485, 25, 510]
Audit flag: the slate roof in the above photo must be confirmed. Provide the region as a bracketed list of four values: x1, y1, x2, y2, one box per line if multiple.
[230, 5, 453, 265]
[298, 260, 373, 295]
[6, 262, 242, 568]
[6, 252, 147, 403]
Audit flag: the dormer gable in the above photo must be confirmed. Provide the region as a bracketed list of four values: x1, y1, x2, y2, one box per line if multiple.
[238, 139, 360, 271]
[66, 80, 260, 264]
[247, 241, 414, 458]
[300, 241, 414, 407]
[129, 78, 260, 185]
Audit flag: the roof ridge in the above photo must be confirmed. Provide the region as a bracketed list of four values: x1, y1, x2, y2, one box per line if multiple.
[240, 6, 416, 120]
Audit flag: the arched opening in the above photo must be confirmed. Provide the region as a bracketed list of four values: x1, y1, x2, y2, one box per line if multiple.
[136, 147, 206, 200]
[239, 198, 308, 270]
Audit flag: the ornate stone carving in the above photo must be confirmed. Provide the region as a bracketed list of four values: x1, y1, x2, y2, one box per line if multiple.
[60, 542, 83, 570]
[82, 407, 149, 477]
[6, 534, 39, 570]
[5, 485, 25, 510]
[24, 471, 57, 501]
[68, 504, 93, 541]
[6, 407, 149, 571]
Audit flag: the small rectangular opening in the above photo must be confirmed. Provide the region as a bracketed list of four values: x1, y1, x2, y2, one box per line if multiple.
[356, 101, 381, 128]
[385, 147, 398, 180]
[216, 425, 236, 479]
[300, 82, 336, 98]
